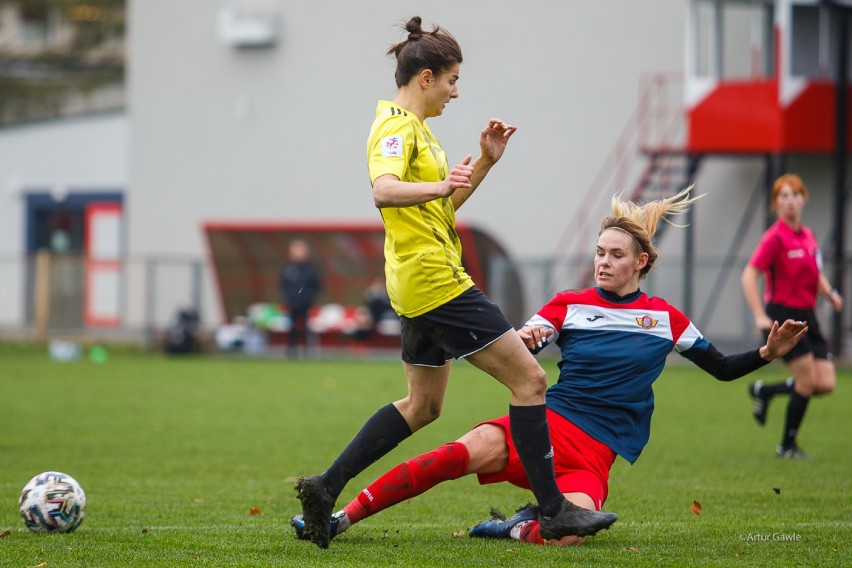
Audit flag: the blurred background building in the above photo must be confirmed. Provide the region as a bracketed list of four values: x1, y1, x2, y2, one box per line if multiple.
[0, 0, 849, 355]
[0, 0, 124, 123]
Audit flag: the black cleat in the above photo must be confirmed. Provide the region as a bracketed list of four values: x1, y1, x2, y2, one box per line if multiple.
[538, 498, 617, 539]
[776, 445, 812, 460]
[290, 512, 346, 541]
[294, 475, 336, 549]
[748, 381, 771, 426]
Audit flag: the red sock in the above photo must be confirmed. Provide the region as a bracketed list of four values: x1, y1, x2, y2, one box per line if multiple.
[518, 521, 544, 545]
[343, 442, 470, 524]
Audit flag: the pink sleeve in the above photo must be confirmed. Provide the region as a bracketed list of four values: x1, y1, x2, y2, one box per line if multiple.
[748, 229, 778, 273]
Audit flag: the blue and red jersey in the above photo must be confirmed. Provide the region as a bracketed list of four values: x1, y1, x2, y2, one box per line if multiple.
[529, 287, 712, 464]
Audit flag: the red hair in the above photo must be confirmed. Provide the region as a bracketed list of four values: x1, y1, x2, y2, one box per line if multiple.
[771, 174, 809, 212]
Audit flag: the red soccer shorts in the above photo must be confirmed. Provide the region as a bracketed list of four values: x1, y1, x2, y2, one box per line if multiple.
[475, 409, 616, 510]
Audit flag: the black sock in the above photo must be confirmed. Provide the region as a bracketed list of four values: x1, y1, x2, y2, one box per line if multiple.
[322, 403, 412, 498]
[781, 390, 810, 449]
[761, 378, 794, 397]
[508, 404, 563, 516]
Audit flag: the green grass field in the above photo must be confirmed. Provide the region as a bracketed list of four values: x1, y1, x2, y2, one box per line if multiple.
[1, 344, 849, 567]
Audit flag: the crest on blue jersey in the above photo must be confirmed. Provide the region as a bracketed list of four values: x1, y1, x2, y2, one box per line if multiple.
[635, 315, 658, 329]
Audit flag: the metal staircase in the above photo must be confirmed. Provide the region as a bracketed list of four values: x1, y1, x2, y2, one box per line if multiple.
[547, 73, 693, 293]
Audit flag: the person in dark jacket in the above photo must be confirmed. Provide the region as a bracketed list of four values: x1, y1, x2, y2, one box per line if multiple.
[280, 239, 321, 356]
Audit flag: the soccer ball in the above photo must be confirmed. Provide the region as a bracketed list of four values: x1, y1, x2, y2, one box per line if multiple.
[19, 471, 87, 533]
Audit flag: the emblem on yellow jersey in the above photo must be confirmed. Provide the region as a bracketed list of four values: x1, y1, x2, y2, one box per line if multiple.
[635, 315, 658, 330]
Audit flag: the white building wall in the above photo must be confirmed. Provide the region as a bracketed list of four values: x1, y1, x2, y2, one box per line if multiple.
[0, 1, 847, 344]
[0, 112, 127, 328]
[127, 0, 694, 325]
[128, 0, 691, 258]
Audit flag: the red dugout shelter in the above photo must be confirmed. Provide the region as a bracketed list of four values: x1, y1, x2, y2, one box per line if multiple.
[202, 222, 526, 338]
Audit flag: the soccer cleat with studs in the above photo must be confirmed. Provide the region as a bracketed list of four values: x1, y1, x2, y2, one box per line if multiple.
[538, 498, 617, 539]
[776, 445, 812, 460]
[294, 474, 336, 549]
[291, 511, 347, 541]
[748, 380, 770, 426]
[469, 503, 538, 539]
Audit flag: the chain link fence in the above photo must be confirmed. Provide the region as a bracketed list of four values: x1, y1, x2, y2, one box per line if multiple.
[1, 252, 849, 357]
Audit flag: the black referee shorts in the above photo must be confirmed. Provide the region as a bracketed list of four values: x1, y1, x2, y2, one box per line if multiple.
[764, 303, 831, 362]
[399, 287, 514, 367]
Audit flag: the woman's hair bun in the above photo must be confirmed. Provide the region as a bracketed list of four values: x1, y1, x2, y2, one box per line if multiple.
[406, 16, 423, 39]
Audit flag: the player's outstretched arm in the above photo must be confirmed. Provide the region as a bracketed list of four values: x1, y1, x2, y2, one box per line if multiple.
[682, 319, 807, 382]
[758, 319, 808, 361]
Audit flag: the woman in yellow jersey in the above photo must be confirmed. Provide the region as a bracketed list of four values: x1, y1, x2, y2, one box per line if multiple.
[295, 16, 616, 549]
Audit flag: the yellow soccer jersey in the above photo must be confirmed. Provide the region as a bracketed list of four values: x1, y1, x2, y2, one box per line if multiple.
[367, 100, 473, 317]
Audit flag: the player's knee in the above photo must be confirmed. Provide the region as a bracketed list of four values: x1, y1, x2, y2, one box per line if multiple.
[490, 358, 547, 404]
[525, 365, 548, 397]
[406, 397, 443, 430]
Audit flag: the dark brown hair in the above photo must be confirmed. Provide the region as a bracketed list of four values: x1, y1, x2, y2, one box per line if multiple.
[386, 16, 463, 88]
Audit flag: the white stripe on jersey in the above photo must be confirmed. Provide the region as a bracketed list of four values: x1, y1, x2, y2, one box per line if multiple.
[527, 304, 705, 353]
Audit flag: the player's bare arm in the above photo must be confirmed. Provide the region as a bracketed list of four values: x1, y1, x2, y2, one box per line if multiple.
[818, 273, 843, 312]
[517, 325, 555, 351]
[741, 264, 773, 330]
[452, 119, 517, 210]
[373, 162, 473, 208]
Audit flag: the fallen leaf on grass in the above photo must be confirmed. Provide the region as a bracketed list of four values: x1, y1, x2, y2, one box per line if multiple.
[452, 530, 465, 537]
[29, 564, 48, 568]
[690, 500, 702, 515]
[249, 507, 262, 516]
[141, 528, 148, 534]
[773, 487, 781, 495]
[624, 546, 640, 553]
[192, 498, 205, 503]
[0, 530, 10, 538]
